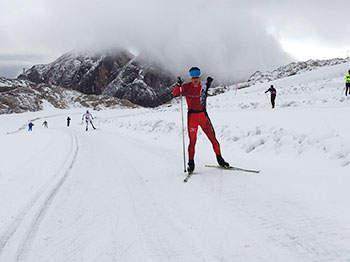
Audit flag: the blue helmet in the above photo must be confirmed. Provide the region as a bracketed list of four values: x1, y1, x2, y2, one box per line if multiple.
[189, 67, 201, 78]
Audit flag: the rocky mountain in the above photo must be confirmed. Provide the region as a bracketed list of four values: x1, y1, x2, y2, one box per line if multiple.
[246, 58, 350, 85]
[102, 55, 175, 107]
[0, 77, 136, 114]
[19, 49, 176, 107]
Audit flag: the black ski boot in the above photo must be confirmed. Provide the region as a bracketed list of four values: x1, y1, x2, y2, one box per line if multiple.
[216, 155, 230, 168]
[187, 159, 195, 173]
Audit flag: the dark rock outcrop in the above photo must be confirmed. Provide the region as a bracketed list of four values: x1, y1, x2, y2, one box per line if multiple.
[102, 56, 175, 107]
[19, 50, 134, 94]
[19, 50, 177, 107]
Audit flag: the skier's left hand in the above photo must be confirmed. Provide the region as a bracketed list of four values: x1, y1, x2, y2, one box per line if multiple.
[176, 77, 184, 87]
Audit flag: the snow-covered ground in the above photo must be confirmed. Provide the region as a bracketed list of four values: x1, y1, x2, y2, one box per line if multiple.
[1, 62, 350, 262]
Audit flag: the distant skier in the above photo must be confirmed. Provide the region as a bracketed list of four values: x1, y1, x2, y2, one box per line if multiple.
[67, 116, 71, 127]
[345, 70, 350, 96]
[82, 110, 96, 131]
[173, 67, 229, 173]
[42, 120, 48, 128]
[265, 85, 277, 108]
[28, 121, 34, 131]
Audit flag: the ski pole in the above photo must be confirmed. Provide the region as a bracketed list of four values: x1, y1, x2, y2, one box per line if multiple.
[341, 86, 345, 97]
[178, 77, 187, 172]
[265, 93, 270, 104]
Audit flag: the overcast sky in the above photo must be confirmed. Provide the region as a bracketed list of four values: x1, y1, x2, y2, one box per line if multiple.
[0, 0, 349, 80]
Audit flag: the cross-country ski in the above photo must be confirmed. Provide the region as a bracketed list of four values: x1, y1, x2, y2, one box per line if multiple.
[205, 165, 260, 173]
[183, 171, 194, 183]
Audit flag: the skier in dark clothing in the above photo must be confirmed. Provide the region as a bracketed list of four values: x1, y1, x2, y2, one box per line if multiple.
[173, 67, 229, 173]
[265, 85, 277, 108]
[67, 116, 71, 127]
[345, 70, 350, 96]
[28, 122, 34, 131]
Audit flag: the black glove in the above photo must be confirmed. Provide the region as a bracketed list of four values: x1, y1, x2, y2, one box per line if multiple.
[176, 77, 183, 86]
[206, 77, 213, 88]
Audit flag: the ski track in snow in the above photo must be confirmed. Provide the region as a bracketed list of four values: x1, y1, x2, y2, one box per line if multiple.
[15, 134, 79, 262]
[0, 191, 43, 256]
[116, 134, 208, 262]
[65, 129, 208, 262]
[0, 132, 60, 256]
[196, 178, 349, 262]
[106, 128, 349, 262]
[0, 132, 79, 262]
[121, 160, 186, 262]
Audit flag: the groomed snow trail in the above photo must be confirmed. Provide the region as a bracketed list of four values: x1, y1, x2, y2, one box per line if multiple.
[1, 63, 350, 261]
[0, 127, 79, 262]
[1, 107, 349, 262]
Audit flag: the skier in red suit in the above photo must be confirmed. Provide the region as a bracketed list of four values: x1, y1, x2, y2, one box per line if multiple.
[173, 67, 229, 173]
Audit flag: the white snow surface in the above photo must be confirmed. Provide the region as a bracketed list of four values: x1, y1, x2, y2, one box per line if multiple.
[1, 62, 350, 262]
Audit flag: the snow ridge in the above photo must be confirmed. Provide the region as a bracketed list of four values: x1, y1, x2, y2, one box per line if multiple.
[247, 58, 350, 85]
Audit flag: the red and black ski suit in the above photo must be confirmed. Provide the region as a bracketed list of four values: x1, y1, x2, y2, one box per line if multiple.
[265, 86, 277, 108]
[173, 81, 221, 160]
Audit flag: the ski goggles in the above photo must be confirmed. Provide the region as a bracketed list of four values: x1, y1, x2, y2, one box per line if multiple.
[189, 69, 201, 78]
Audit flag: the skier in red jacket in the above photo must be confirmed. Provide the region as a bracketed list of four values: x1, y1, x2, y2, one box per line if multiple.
[173, 67, 229, 173]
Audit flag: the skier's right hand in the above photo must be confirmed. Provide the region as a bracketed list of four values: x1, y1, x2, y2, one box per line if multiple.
[176, 77, 183, 87]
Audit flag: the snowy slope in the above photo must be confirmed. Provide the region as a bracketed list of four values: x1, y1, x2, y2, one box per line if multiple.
[0, 62, 350, 262]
